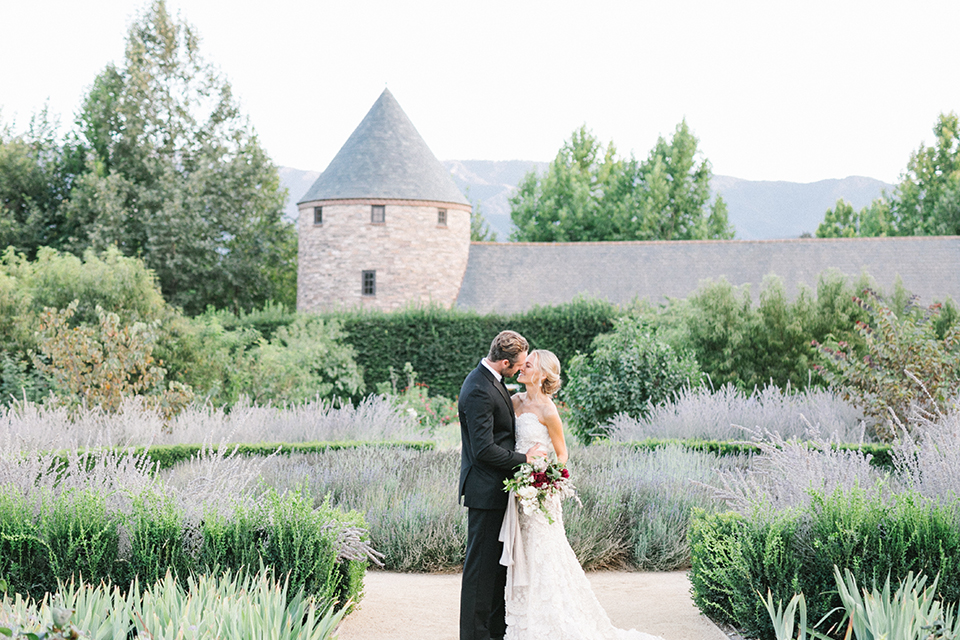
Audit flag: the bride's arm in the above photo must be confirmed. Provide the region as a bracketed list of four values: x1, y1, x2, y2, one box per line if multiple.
[543, 409, 568, 464]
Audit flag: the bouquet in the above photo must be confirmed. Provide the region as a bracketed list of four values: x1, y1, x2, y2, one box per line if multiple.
[503, 455, 580, 524]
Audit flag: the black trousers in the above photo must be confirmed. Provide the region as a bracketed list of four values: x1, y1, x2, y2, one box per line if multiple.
[460, 507, 508, 640]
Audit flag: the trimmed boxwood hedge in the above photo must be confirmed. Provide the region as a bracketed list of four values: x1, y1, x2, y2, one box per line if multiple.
[54, 440, 435, 471]
[324, 298, 618, 398]
[623, 439, 894, 469]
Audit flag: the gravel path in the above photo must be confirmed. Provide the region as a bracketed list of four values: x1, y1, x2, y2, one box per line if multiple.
[337, 570, 728, 640]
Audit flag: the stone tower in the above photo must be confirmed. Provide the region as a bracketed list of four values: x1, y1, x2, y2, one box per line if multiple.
[297, 89, 472, 311]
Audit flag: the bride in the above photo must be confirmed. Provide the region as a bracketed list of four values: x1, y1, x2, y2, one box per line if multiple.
[504, 349, 664, 640]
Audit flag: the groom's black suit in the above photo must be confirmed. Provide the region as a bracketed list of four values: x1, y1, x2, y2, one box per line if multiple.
[459, 363, 527, 640]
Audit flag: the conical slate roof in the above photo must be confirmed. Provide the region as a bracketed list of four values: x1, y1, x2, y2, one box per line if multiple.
[298, 89, 469, 205]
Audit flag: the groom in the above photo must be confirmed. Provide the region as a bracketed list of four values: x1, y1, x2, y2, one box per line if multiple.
[458, 330, 542, 640]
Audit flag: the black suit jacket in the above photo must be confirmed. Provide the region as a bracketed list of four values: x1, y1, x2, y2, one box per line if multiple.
[458, 364, 527, 509]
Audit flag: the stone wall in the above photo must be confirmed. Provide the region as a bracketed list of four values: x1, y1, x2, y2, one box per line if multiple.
[297, 198, 472, 311]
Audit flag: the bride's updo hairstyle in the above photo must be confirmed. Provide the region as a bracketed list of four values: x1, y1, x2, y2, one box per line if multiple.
[531, 349, 562, 396]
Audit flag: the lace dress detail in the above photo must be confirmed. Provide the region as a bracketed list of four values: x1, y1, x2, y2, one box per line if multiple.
[505, 413, 664, 640]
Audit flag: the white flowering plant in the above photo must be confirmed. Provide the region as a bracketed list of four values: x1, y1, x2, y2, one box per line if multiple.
[503, 455, 580, 524]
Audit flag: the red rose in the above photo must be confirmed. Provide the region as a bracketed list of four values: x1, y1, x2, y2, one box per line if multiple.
[561, 468, 570, 479]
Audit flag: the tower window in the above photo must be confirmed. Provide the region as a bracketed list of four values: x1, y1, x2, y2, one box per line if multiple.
[438, 209, 447, 226]
[362, 270, 376, 296]
[371, 205, 385, 224]
[313, 206, 323, 225]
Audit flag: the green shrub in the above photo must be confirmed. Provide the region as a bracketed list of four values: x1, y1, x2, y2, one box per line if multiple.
[0, 246, 169, 331]
[634, 271, 888, 392]
[0, 247, 175, 406]
[57, 440, 435, 471]
[375, 363, 458, 434]
[622, 439, 894, 469]
[34, 301, 194, 416]
[247, 314, 365, 403]
[152, 313, 262, 406]
[689, 487, 960, 640]
[814, 290, 960, 441]
[157, 313, 366, 406]
[565, 316, 702, 443]
[201, 301, 298, 341]
[0, 482, 368, 609]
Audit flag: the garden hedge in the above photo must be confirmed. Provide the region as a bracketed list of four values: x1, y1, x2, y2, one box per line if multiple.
[57, 440, 435, 471]
[624, 439, 894, 469]
[323, 298, 618, 398]
[689, 487, 960, 640]
[0, 485, 367, 611]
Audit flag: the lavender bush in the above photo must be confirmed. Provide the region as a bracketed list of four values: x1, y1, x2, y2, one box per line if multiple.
[235, 444, 743, 572]
[610, 383, 865, 444]
[706, 404, 960, 517]
[0, 394, 420, 453]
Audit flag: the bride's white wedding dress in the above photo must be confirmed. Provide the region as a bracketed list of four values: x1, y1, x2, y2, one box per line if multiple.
[504, 412, 664, 640]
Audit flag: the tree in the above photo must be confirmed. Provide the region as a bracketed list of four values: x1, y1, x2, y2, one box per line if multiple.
[816, 112, 959, 239]
[816, 198, 893, 238]
[629, 119, 734, 241]
[510, 121, 733, 242]
[68, 0, 295, 314]
[813, 290, 960, 441]
[0, 110, 87, 257]
[34, 300, 194, 416]
[892, 111, 960, 235]
[470, 200, 498, 242]
[510, 125, 621, 242]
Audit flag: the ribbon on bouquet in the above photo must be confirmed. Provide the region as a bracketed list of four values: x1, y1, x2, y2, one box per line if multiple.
[498, 491, 529, 592]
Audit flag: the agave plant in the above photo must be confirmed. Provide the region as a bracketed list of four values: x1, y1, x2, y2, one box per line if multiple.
[761, 590, 810, 640]
[130, 570, 346, 640]
[0, 570, 345, 640]
[832, 566, 960, 640]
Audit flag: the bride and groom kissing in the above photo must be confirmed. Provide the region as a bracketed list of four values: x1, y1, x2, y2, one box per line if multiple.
[458, 330, 663, 640]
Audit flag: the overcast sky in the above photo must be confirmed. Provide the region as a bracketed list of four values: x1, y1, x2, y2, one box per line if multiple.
[2, 0, 958, 184]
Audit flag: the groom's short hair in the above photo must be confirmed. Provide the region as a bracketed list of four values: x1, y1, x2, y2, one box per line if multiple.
[488, 330, 528, 364]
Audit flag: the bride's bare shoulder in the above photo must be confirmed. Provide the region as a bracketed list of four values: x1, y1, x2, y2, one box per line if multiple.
[543, 398, 561, 419]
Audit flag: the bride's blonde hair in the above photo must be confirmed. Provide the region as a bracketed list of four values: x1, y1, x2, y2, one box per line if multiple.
[530, 349, 561, 396]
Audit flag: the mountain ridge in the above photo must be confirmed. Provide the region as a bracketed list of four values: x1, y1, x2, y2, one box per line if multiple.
[280, 162, 893, 241]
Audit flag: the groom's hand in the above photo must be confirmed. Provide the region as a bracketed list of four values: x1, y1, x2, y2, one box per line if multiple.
[525, 445, 546, 464]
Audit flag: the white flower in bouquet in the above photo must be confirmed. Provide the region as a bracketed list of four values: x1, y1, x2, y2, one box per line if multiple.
[503, 455, 580, 524]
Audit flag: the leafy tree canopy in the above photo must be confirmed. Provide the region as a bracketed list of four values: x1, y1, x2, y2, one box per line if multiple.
[0, 0, 295, 315]
[470, 201, 498, 242]
[510, 121, 733, 242]
[0, 109, 87, 257]
[817, 112, 960, 238]
[67, 0, 295, 314]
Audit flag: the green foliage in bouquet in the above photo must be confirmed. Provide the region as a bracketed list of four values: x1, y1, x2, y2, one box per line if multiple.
[564, 316, 701, 443]
[813, 289, 960, 441]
